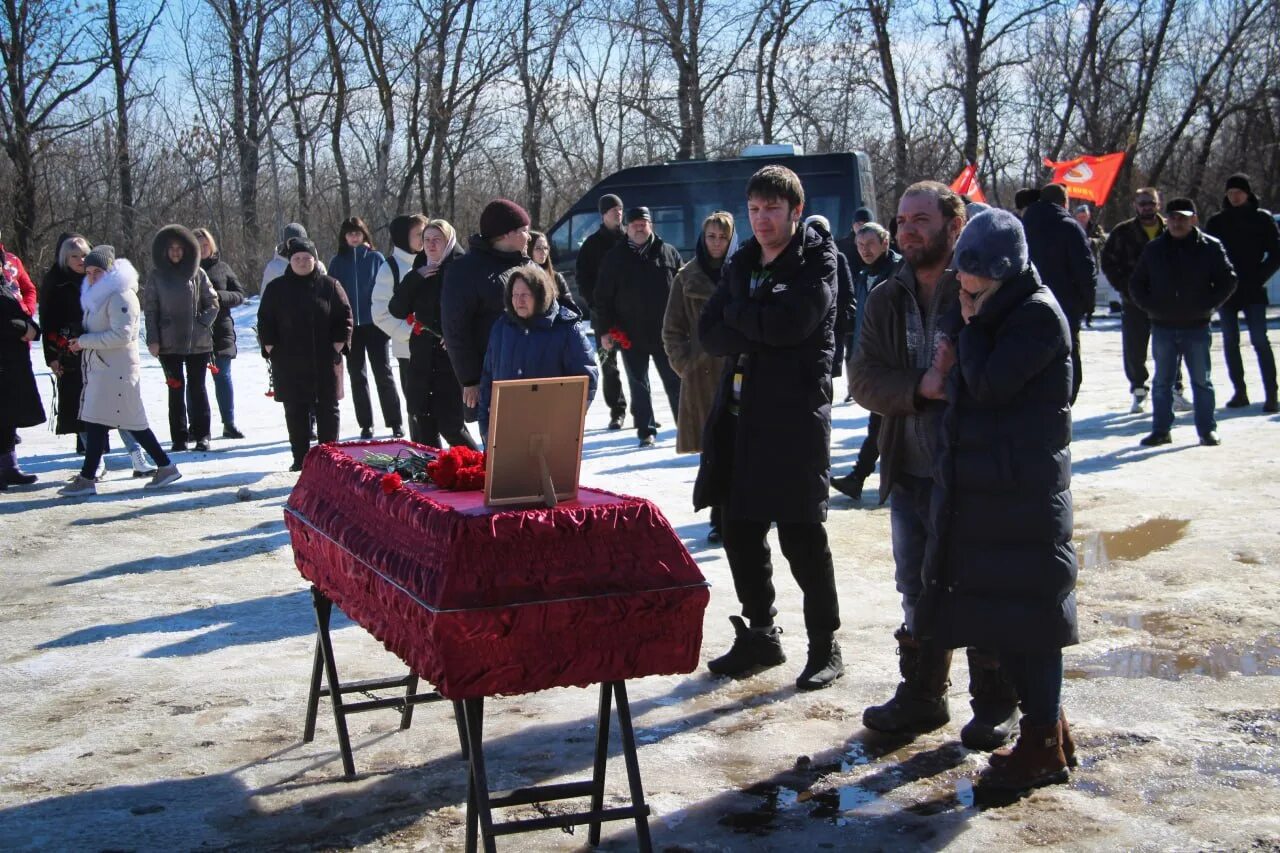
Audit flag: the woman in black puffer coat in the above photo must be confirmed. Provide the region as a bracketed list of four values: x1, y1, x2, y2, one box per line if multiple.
[387, 218, 477, 450]
[39, 233, 91, 440]
[917, 208, 1078, 793]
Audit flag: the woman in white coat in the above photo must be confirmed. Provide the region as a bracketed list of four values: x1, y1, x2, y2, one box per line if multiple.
[59, 247, 182, 497]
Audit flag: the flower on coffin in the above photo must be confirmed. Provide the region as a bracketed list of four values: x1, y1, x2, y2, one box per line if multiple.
[380, 471, 403, 494]
[427, 446, 486, 491]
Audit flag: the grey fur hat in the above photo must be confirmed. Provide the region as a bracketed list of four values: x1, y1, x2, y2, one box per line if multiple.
[84, 244, 116, 271]
[954, 208, 1027, 281]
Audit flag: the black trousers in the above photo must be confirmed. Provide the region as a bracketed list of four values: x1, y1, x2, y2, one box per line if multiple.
[721, 513, 841, 638]
[853, 411, 882, 478]
[413, 360, 478, 451]
[346, 325, 403, 431]
[598, 345, 627, 418]
[283, 399, 339, 467]
[159, 353, 211, 443]
[80, 423, 169, 479]
[619, 345, 681, 438]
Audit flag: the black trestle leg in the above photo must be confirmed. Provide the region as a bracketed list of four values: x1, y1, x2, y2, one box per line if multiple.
[613, 681, 653, 852]
[400, 672, 420, 730]
[312, 586, 356, 777]
[302, 620, 325, 743]
[588, 681, 614, 845]
[463, 697, 496, 853]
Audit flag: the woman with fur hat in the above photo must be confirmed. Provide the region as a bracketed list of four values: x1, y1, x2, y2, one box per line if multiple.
[143, 224, 219, 452]
[477, 264, 597, 443]
[58, 248, 181, 497]
[257, 238, 353, 471]
[918, 207, 1078, 793]
[387, 218, 477, 450]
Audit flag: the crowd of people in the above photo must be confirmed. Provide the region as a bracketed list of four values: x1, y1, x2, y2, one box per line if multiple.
[2, 161, 1277, 796]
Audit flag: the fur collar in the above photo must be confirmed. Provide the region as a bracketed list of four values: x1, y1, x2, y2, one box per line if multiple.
[81, 259, 139, 315]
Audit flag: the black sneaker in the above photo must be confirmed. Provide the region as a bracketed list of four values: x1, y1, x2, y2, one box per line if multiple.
[796, 637, 844, 690]
[1264, 399, 1279, 414]
[171, 440, 188, 453]
[639, 435, 656, 448]
[194, 438, 211, 452]
[707, 616, 786, 677]
[289, 461, 303, 472]
[222, 426, 245, 439]
[608, 414, 625, 430]
[360, 428, 374, 439]
[1139, 432, 1171, 447]
[1225, 391, 1250, 408]
[391, 426, 405, 439]
[707, 526, 722, 545]
[1199, 431, 1221, 446]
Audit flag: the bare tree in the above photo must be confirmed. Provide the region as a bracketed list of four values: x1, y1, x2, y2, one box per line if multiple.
[754, 0, 818, 145]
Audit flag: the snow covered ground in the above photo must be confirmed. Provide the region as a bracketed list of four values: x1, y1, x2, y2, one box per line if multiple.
[1, 301, 1278, 851]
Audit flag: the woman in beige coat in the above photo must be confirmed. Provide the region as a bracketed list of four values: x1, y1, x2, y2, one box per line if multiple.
[663, 211, 733, 541]
[59, 247, 181, 497]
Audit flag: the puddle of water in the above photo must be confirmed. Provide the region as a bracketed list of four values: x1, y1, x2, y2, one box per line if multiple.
[1101, 611, 1185, 636]
[1066, 635, 1280, 680]
[1076, 517, 1190, 569]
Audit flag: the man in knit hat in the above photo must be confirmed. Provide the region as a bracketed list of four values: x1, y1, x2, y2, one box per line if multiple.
[1204, 173, 1280, 412]
[576, 193, 629, 430]
[441, 198, 532, 428]
[595, 206, 683, 446]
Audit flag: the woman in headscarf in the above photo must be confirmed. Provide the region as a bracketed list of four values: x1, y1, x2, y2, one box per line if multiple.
[257, 238, 353, 471]
[477, 264, 597, 443]
[58, 247, 181, 497]
[387, 218, 477, 450]
[662, 211, 734, 541]
[143, 225, 219, 452]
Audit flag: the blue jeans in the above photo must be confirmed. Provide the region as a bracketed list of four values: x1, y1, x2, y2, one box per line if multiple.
[1152, 325, 1215, 436]
[998, 649, 1063, 726]
[889, 473, 933, 633]
[213, 355, 235, 428]
[1219, 303, 1277, 399]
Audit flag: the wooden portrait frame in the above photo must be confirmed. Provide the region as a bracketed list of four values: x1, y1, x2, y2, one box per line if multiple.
[483, 376, 590, 508]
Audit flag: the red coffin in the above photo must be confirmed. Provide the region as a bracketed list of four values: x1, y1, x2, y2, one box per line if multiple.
[284, 441, 710, 700]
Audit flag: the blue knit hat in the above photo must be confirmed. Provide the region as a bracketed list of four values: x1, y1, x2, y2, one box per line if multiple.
[954, 208, 1028, 281]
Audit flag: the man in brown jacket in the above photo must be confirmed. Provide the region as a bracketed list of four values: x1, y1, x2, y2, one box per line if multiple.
[850, 180, 1018, 751]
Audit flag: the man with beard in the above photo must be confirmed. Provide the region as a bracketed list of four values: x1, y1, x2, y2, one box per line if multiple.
[850, 181, 1019, 751]
[576, 194, 629, 429]
[1204, 174, 1280, 412]
[1102, 188, 1190, 413]
[694, 165, 843, 690]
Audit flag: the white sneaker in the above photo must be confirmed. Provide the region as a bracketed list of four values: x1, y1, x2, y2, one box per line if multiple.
[58, 475, 97, 497]
[145, 464, 182, 489]
[1172, 390, 1193, 412]
[129, 446, 156, 477]
[94, 457, 108, 481]
[1129, 388, 1148, 414]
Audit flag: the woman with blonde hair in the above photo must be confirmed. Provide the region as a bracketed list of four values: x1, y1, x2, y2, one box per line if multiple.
[663, 210, 734, 541]
[387, 218, 477, 449]
[193, 227, 247, 439]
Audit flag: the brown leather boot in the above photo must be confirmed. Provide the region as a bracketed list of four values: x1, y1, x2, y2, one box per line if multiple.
[979, 718, 1069, 790]
[862, 625, 952, 734]
[991, 708, 1077, 769]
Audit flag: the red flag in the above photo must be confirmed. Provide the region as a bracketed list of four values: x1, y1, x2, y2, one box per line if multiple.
[949, 163, 987, 204]
[1042, 152, 1126, 207]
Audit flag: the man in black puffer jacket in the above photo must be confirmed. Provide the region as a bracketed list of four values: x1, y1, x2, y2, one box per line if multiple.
[1204, 173, 1280, 411]
[694, 165, 843, 691]
[441, 199, 531, 426]
[1021, 183, 1096, 404]
[595, 207, 683, 446]
[1131, 197, 1236, 447]
[575, 194, 629, 429]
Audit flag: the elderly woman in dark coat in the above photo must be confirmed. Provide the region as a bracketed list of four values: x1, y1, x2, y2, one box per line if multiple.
[477, 264, 597, 443]
[919, 208, 1078, 791]
[257, 238, 354, 471]
[194, 228, 246, 439]
[387, 218, 477, 450]
[144, 224, 219, 452]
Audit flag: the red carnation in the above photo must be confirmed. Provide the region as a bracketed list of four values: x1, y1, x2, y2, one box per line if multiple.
[165, 377, 182, 390]
[208, 364, 220, 375]
[264, 389, 275, 398]
[380, 472, 403, 494]
[607, 327, 632, 350]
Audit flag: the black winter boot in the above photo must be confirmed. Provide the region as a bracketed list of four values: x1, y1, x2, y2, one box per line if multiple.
[708, 616, 786, 677]
[0, 451, 37, 486]
[960, 648, 1020, 751]
[796, 635, 844, 690]
[862, 625, 952, 733]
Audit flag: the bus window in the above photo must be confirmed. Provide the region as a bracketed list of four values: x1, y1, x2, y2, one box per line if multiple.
[807, 195, 842, 232]
[650, 206, 686, 251]
[550, 211, 602, 259]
